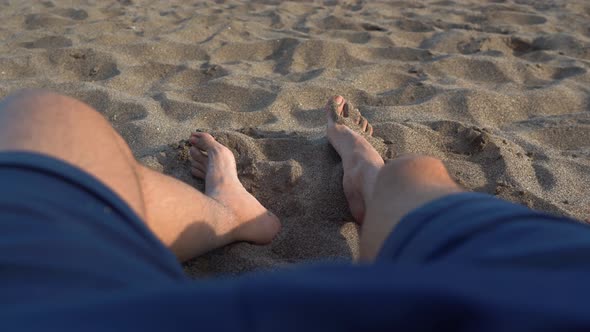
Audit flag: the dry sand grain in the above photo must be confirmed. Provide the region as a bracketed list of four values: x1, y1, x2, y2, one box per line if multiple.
[0, 0, 589, 276]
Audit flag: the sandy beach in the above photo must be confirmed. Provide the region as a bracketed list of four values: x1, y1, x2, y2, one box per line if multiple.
[0, 0, 589, 277]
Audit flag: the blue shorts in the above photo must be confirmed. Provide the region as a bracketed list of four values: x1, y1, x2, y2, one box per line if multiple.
[2, 152, 590, 331]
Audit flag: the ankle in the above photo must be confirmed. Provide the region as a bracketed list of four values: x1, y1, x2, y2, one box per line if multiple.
[358, 161, 382, 198]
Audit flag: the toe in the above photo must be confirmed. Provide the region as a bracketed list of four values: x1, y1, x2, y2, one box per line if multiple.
[190, 146, 208, 164]
[346, 105, 362, 124]
[366, 123, 374, 136]
[325, 95, 345, 123]
[191, 160, 207, 172]
[191, 166, 205, 179]
[342, 100, 350, 117]
[359, 116, 368, 131]
[191, 132, 218, 151]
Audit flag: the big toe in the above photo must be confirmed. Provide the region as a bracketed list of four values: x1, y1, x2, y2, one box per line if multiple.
[325, 95, 346, 124]
[190, 132, 218, 151]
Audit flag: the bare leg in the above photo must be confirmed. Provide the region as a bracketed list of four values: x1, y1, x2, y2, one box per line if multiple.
[325, 96, 462, 261]
[0, 90, 280, 262]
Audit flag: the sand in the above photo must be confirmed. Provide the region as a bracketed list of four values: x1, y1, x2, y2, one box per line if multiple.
[0, 0, 589, 277]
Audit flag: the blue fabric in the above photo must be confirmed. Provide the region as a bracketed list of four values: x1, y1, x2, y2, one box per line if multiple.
[1, 152, 590, 331]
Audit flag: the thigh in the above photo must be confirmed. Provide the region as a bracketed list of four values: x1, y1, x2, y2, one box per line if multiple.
[376, 192, 590, 269]
[0, 151, 186, 307]
[0, 89, 146, 219]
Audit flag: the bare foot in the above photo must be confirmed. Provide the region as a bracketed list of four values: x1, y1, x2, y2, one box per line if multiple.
[326, 95, 384, 223]
[189, 132, 280, 244]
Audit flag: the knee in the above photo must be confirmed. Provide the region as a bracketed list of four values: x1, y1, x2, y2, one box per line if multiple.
[377, 154, 456, 188]
[0, 89, 112, 146]
[1, 89, 97, 117]
[3, 89, 68, 105]
[385, 154, 448, 174]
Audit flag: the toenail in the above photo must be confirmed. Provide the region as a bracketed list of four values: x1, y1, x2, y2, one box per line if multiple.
[333, 95, 344, 105]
